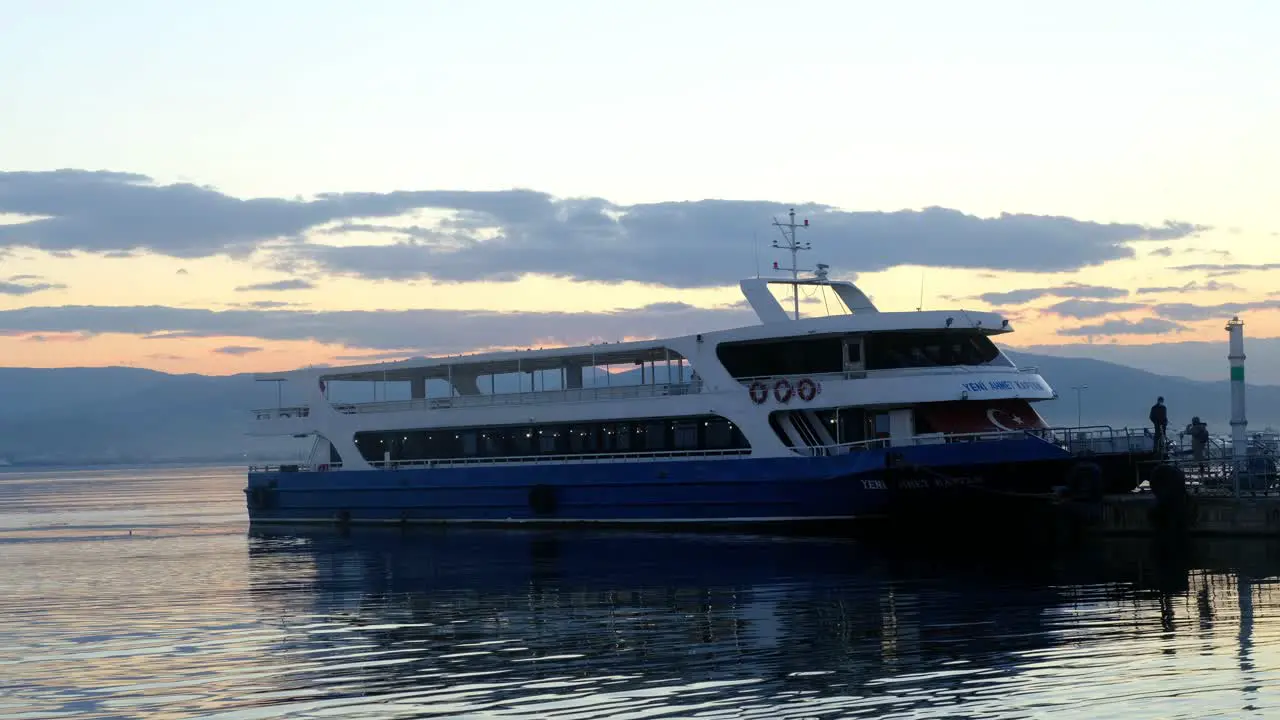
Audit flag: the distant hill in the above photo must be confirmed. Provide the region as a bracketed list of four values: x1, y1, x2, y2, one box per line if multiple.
[0, 349, 1276, 466]
[1005, 351, 1280, 432]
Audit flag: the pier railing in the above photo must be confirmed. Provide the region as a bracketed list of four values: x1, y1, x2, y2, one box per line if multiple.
[1148, 431, 1280, 496]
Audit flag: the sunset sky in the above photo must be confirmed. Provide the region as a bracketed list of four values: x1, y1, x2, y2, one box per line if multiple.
[2, 1, 1277, 377]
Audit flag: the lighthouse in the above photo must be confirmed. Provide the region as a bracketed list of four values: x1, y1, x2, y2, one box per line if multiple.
[1227, 316, 1248, 491]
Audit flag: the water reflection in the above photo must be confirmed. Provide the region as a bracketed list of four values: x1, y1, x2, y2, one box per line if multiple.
[239, 527, 1280, 718]
[4, 462, 1280, 719]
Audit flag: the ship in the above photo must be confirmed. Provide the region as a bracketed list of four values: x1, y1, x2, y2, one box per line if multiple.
[243, 210, 1158, 526]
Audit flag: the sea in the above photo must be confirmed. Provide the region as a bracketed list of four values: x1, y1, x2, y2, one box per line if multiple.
[2, 466, 1280, 719]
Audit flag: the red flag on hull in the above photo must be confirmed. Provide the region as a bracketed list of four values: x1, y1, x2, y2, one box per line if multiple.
[916, 399, 1047, 434]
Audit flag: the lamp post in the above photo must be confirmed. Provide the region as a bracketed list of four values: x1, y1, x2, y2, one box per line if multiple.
[1070, 385, 1088, 427]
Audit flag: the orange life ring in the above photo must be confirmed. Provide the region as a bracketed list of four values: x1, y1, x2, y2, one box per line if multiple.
[748, 381, 769, 404]
[796, 378, 819, 402]
[774, 378, 794, 403]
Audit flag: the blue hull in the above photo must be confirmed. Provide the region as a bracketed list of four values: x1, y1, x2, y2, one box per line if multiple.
[245, 436, 1075, 526]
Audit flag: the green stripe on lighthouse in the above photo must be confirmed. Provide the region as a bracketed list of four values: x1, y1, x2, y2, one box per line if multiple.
[1231, 366, 1245, 382]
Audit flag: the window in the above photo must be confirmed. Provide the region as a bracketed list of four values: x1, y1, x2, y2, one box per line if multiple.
[538, 429, 558, 454]
[352, 414, 749, 463]
[674, 422, 699, 449]
[644, 422, 667, 450]
[864, 331, 1010, 371]
[716, 336, 845, 377]
[570, 425, 597, 453]
[705, 419, 733, 449]
[460, 431, 478, 456]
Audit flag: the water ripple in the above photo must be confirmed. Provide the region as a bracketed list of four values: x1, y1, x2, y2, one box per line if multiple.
[3, 466, 1280, 718]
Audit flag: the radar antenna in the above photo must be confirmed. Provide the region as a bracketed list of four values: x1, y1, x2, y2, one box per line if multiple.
[771, 208, 811, 320]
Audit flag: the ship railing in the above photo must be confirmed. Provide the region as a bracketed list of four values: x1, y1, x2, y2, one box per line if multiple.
[370, 447, 751, 469]
[253, 406, 310, 420]
[806, 425, 1155, 457]
[733, 364, 1038, 387]
[249, 462, 344, 472]
[813, 429, 1033, 456]
[248, 448, 750, 472]
[319, 380, 705, 416]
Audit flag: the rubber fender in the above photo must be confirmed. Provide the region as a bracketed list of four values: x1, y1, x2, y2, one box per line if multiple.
[529, 484, 558, 516]
[1065, 461, 1104, 501]
[1149, 463, 1187, 504]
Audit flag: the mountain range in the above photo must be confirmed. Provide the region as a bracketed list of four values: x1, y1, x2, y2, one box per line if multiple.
[0, 349, 1273, 467]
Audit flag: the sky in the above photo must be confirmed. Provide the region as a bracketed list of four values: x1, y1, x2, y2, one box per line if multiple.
[2, 0, 1278, 378]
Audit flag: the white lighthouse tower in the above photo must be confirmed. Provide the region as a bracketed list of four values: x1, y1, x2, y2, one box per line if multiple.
[1227, 315, 1248, 493]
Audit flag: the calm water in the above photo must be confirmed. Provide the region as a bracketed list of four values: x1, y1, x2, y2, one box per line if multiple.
[3, 467, 1280, 718]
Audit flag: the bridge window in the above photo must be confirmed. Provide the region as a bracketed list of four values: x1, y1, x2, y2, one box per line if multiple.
[716, 336, 844, 378]
[864, 331, 1010, 370]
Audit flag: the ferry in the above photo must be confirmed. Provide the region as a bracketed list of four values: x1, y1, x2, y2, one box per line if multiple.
[244, 211, 1157, 526]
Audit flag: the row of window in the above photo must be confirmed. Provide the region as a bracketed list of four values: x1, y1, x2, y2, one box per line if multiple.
[353, 415, 750, 463]
[716, 331, 1010, 378]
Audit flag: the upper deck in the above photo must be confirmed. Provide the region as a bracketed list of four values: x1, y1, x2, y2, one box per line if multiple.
[250, 259, 1025, 424]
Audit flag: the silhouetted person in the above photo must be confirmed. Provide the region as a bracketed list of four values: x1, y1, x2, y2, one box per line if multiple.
[1150, 396, 1169, 457]
[1185, 416, 1210, 478]
[1185, 416, 1209, 461]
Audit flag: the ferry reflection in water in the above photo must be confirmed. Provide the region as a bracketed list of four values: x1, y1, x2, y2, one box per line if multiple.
[243, 528, 1280, 718]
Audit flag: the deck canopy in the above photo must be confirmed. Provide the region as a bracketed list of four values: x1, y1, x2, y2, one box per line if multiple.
[254, 339, 688, 384]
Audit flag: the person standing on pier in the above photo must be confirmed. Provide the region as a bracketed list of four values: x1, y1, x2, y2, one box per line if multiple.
[1150, 396, 1169, 457]
[1185, 416, 1210, 476]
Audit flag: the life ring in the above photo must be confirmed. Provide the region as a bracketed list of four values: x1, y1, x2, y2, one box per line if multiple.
[773, 378, 794, 403]
[748, 381, 769, 404]
[796, 378, 819, 402]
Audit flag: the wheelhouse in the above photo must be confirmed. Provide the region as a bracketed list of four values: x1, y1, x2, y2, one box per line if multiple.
[715, 329, 1013, 380]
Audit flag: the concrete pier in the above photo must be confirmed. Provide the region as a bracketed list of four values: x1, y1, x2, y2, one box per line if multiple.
[1064, 493, 1280, 536]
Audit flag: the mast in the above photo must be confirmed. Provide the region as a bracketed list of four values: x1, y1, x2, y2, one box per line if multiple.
[772, 208, 811, 320]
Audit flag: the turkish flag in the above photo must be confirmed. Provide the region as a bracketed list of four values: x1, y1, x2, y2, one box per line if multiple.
[917, 399, 1047, 433]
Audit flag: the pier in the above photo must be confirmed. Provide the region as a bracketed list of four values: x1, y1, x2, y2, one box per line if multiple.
[1051, 315, 1280, 538]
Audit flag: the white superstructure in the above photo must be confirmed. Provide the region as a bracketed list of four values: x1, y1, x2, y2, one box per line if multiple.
[249, 213, 1058, 472]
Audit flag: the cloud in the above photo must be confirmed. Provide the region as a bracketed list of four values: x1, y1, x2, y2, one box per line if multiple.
[233, 300, 305, 309]
[976, 283, 1129, 305]
[22, 332, 89, 343]
[1136, 280, 1242, 294]
[288, 206, 1207, 288]
[1149, 247, 1173, 257]
[0, 170, 1207, 287]
[1151, 300, 1280, 322]
[176, 268, 189, 275]
[1042, 299, 1146, 319]
[1058, 318, 1187, 337]
[0, 170, 554, 260]
[212, 345, 263, 355]
[234, 278, 315, 292]
[0, 302, 759, 355]
[1171, 263, 1280, 277]
[0, 274, 66, 296]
